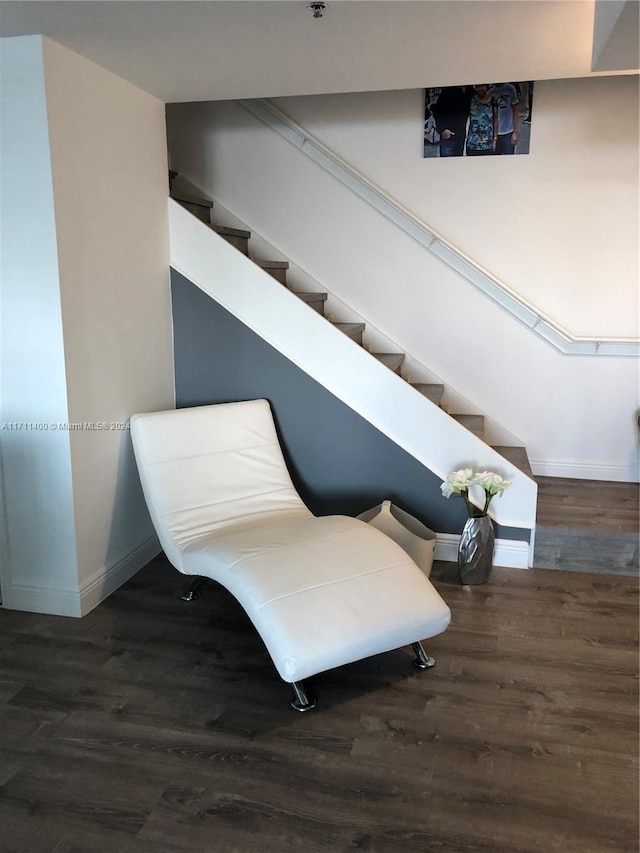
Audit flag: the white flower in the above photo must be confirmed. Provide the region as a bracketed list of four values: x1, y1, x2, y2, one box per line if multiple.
[441, 468, 475, 498]
[442, 468, 511, 517]
[473, 471, 511, 496]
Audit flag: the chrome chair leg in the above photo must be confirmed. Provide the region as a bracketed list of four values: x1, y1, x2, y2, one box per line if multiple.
[181, 577, 205, 602]
[290, 681, 317, 712]
[411, 641, 436, 670]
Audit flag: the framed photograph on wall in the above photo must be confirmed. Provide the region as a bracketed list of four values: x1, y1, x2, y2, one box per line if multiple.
[424, 82, 534, 158]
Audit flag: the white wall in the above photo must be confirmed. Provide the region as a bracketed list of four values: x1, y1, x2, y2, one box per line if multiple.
[42, 38, 175, 610]
[0, 36, 174, 616]
[0, 36, 80, 614]
[271, 78, 639, 341]
[166, 79, 640, 482]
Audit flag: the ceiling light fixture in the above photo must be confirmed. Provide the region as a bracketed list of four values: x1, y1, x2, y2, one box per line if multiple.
[307, 2, 327, 19]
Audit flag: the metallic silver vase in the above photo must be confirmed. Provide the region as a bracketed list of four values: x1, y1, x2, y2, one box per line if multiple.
[458, 516, 495, 584]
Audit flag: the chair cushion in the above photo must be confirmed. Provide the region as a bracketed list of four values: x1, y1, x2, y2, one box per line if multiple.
[130, 400, 311, 568]
[182, 514, 451, 682]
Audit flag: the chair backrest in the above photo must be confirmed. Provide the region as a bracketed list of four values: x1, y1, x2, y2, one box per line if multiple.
[130, 400, 311, 569]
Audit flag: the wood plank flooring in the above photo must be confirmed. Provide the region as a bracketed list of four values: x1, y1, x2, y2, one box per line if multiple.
[1, 555, 637, 852]
[535, 477, 639, 532]
[534, 477, 639, 575]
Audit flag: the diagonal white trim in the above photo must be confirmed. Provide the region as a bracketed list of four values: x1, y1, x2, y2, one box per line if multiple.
[240, 98, 639, 359]
[169, 199, 538, 533]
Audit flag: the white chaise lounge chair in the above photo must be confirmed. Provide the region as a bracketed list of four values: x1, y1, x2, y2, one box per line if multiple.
[131, 400, 451, 710]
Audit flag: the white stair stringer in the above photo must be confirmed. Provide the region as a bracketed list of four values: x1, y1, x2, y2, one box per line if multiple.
[196, 197, 533, 450]
[169, 199, 538, 553]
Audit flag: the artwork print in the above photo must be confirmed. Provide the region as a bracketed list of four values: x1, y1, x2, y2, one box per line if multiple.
[424, 82, 534, 158]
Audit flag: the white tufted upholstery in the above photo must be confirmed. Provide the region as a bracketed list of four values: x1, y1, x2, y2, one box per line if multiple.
[131, 400, 450, 683]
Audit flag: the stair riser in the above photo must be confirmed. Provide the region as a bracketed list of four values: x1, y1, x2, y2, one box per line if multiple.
[425, 391, 444, 406]
[264, 268, 287, 285]
[461, 427, 484, 438]
[492, 447, 532, 478]
[180, 201, 211, 224]
[221, 234, 249, 255]
[381, 361, 403, 375]
[451, 414, 485, 438]
[413, 384, 445, 407]
[373, 354, 405, 375]
[305, 300, 325, 316]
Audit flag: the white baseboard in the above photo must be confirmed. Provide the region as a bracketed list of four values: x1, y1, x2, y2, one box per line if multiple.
[79, 534, 161, 615]
[531, 459, 639, 483]
[2, 535, 161, 618]
[435, 533, 530, 569]
[5, 583, 83, 617]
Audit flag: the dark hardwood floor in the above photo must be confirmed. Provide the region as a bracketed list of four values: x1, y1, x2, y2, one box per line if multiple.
[534, 477, 639, 575]
[535, 477, 638, 531]
[1, 554, 638, 852]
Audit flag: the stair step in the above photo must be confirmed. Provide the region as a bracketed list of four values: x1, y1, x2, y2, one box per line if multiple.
[171, 193, 213, 224]
[372, 353, 405, 375]
[254, 259, 289, 268]
[532, 527, 638, 575]
[412, 383, 445, 407]
[532, 478, 638, 575]
[254, 259, 289, 285]
[212, 224, 250, 255]
[294, 292, 327, 316]
[171, 191, 213, 208]
[334, 322, 365, 345]
[451, 413, 485, 437]
[212, 225, 250, 238]
[492, 445, 533, 478]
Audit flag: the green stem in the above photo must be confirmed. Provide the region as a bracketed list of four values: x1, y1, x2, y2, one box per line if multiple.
[460, 489, 476, 518]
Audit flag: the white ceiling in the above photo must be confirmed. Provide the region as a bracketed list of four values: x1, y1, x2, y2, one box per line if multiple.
[0, 1, 636, 103]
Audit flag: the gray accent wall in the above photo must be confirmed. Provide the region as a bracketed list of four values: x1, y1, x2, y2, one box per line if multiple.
[171, 270, 529, 542]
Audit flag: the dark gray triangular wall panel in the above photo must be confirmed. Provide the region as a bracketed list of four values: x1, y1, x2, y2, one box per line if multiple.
[171, 269, 528, 542]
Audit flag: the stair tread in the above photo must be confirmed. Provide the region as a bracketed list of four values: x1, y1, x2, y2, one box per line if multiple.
[254, 259, 289, 269]
[294, 292, 328, 303]
[412, 383, 444, 405]
[211, 224, 250, 238]
[492, 445, 533, 478]
[372, 353, 405, 373]
[171, 192, 213, 208]
[334, 322, 366, 333]
[451, 413, 485, 435]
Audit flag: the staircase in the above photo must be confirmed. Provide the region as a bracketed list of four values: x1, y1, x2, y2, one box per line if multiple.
[171, 188, 533, 479]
